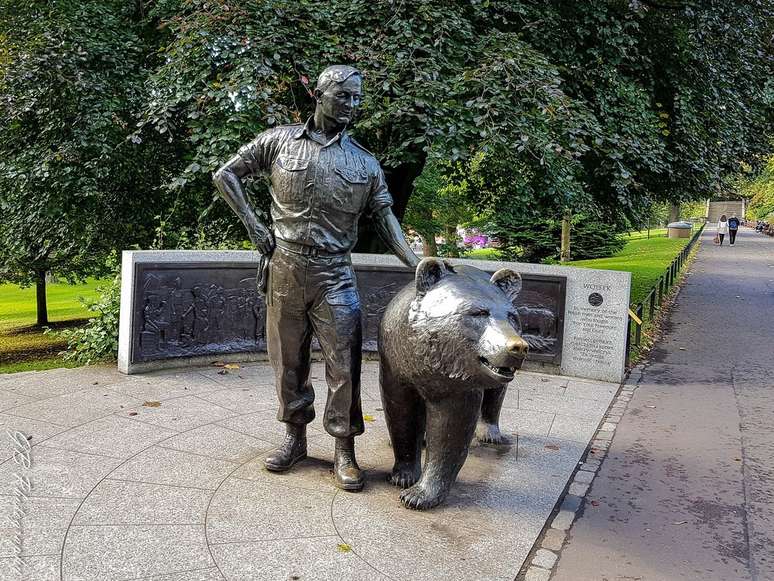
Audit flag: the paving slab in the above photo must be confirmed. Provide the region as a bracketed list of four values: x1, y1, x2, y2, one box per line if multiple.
[0, 360, 618, 580]
[41, 415, 178, 459]
[71, 479, 212, 526]
[62, 524, 214, 580]
[0, 554, 60, 581]
[0, 495, 81, 557]
[108, 446, 239, 490]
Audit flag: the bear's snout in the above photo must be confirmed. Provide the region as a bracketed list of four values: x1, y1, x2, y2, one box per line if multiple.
[507, 336, 529, 359]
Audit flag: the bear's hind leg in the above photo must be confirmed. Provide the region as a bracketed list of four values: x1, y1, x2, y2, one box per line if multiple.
[476, 385, 511, 445]
[380, 366, 424, 489]
[400, 389, 483, 510]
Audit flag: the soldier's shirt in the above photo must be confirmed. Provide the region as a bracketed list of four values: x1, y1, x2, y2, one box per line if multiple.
[237, 117, 393, 254]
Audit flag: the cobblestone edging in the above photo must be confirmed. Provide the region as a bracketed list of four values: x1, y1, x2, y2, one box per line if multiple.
[515, 365, 645, 581]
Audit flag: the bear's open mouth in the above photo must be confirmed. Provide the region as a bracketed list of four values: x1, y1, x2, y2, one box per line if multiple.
[479, 357, 516, 381]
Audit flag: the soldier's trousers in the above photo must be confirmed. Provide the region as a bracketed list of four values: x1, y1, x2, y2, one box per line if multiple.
[266, 245, 364, 438]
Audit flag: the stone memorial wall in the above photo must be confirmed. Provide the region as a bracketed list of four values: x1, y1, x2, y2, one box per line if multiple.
[119, 251, 630, 382]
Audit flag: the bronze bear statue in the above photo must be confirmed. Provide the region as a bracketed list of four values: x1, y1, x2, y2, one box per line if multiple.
[378, 258, 529, 510]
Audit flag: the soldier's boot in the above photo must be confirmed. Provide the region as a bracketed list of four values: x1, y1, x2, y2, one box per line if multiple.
[264, 424, 307, 472]
[334, 437, 364, 492]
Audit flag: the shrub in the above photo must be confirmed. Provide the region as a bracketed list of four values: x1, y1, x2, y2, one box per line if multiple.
[486, 214, 625, 263]
[53, 273, 121, 365]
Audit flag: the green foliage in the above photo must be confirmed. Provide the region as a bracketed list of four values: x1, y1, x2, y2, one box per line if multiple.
[453, 1, 771, 241]
[53, 273, 121, 365]
[487, 213, 625, 263]
[1, 0, 771, 293]
[741, 155, 774, 221]
[0, 0, 169, 291]
[404, 158, 479, 255]
[680, 200, 708, 221]
[136, 0, 600, 237]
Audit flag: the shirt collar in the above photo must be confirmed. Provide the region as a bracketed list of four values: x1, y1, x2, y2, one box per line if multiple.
[294, 116, 349, 148]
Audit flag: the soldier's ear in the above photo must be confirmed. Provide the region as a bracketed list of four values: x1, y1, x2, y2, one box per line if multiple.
[313, 87, 323, 102]
[416, 258, 451, 295]
[491, 269, 522, 302]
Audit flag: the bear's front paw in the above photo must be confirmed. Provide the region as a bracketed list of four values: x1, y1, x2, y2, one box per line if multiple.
[390, 462, 421, 489]
[476, 422, 511, 445]
[400, 481, 447, 510]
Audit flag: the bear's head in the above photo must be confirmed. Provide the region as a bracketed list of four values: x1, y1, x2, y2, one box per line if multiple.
[408, 258, 529, 387]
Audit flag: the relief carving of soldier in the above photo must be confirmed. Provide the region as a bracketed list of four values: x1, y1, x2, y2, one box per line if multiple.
[213, 65, 420, 491]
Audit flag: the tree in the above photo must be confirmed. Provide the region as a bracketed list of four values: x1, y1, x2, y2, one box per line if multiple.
[135, 0, 597, 250]
[403, 158, 481, 257]
[0, 1, 167, 324]
[740, 154, 774, 221]
[441, 1, 772, 261]
[2, 0, 771, 290]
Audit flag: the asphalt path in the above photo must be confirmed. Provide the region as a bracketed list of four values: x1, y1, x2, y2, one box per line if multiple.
[553, 226, 774, 581]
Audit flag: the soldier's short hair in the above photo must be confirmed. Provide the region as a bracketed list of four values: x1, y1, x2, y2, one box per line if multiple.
[316, 65, 362, 93]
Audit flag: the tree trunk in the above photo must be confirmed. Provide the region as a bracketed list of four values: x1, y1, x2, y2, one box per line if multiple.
[445, 225, 460, 257]
[36, 270, 49, 326]
[560, 209, 571, 262]
[669, 202, 680, 223]
[354, 155, 427, 253]
[422, 234, 437, 257]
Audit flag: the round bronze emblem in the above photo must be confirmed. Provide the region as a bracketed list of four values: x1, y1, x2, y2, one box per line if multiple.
[588, 292, 603, 307]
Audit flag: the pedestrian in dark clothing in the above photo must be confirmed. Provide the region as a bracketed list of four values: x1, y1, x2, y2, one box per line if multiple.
[728, 214, 740, 245]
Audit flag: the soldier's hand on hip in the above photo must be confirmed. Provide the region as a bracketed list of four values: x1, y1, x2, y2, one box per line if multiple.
[250, 223, 275, 255]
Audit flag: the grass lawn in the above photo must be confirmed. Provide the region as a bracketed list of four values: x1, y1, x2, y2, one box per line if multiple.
[0, 279, 104, 373]
[624, 228, 668, 240]
[570, 233, 694, 305]
[466, 247, 505, 260]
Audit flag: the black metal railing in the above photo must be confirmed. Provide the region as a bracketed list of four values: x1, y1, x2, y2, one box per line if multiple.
[625, 223, 705, 365]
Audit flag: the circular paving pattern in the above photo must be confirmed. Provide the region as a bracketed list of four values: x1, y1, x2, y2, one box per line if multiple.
[0, 362, 615, 580]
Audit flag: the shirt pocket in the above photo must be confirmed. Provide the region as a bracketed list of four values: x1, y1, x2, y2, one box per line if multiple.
[271, 156, 309, 205]
[331, 167, 369, 214]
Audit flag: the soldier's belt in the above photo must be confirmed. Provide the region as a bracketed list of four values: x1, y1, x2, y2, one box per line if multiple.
[275, 239, 350, 259]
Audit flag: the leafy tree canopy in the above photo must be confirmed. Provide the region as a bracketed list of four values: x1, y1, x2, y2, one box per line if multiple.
[740, 154, 774, 221]
[0, 0, 169, 322]
[138, 0, 772, 244]
[1, 0, 772, 306]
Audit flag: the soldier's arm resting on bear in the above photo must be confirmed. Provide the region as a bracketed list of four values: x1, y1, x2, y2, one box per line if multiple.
[373, 207, 421, 269]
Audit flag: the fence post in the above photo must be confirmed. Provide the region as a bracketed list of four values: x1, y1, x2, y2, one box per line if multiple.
[658, 276, 664, 304]
[649, 289, 656, 319]
[634, 303, 644, 345]
[625, 317, 631, 367]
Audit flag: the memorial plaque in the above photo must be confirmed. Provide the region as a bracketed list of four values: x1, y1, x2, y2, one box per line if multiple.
[130, 262, 265, 363]
[126, 260, 564, 365]
[560, 278, 630, 382]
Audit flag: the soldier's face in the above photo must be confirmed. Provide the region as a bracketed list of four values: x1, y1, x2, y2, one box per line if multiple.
[319, 77, 362, 126]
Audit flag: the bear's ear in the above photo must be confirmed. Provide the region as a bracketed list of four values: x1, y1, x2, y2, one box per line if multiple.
[490, 269, 522, 302]
[416, 257, 450, 295]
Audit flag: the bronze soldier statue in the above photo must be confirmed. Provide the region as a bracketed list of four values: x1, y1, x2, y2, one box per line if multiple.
[213, 65, 420, 491]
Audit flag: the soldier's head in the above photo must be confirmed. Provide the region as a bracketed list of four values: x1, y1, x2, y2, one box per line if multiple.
[314, 65, 362, 128]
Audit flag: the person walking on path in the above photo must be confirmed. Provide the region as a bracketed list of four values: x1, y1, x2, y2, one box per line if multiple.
[550, 226, 774, 581]
[716, 213, 729, 245]
[728, 213, 740, 245]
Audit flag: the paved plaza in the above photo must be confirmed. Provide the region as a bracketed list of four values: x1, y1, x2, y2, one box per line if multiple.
[0, 361, 617, 580]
